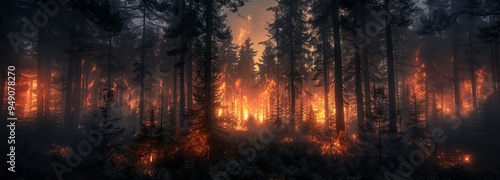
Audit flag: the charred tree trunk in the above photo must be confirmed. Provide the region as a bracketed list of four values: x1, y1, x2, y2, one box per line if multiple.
[173, 68, 177, 127]
[187, 42, 193, 113]
[82, 61, 88, 112]
[496, 41, 500, 104]
[299, 54, 304, 124]
[322, 27, 330, 132]
[425, 65, 429, 122]
[452, 33, 461, 116]
[159, 94, 165, 128]
[277, 28, 281, 126]
[355, 41, 364, 132]
[204, 0, 214, 121]
[203, 0, 217, 160]
[385, 0, 397, 135]
[44, 59, 52, 116]
[491, 42, 497, 103]
[450, 0, 461, 117]
[139, 4, 147, 122]
[490, 15, 498, 103]
[364, 47, 371, 122]
[178, 0, 186, 132]
[73, 58, 82, 126]
[354, 0, 364, 133]
[104, 36, 113, 130]
[107, 36, 112, 90]
[64, 51, 75, 140]
[37, 28, 47, 122]
[400, 60, 406, 135]
[179, 61, 186, 131]
[333, 0, 345, 133]
[468, 19, 478, 112]
[290, 16, 296, 134]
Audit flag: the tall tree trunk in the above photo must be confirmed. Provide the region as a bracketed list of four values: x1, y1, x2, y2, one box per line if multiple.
[400, 49, 407, 135]
[173, 68, 177, 127]
[355, 41, 364, 132]
[364, 47, 371, 122]
[432, 93, 438, 124]
[322, 28, 330, 131]
[179, 59, 186, 131]
[451, 0, 461, 116]
[333, 0, 345, 132]
[276, 29, 281, 127]
[290, 16, 296, 134]
[73, 58, 82, 127]
[64, 51, 75, 140]
[496, 41, 500, 104]
[82, 60, 88, 113]
[187, 42, 193, 113]
[139, 4, 147, 122]
[204, 0, 216, 160]
[452, 33, 461, 116]
[159, 94, 164, 128]
[385, 0, 397, 135]
[299, 53, 304, 123]
[468, 19, 478, 112]
[44, 59, 52, 115]
[425, 65, 429, 122]
[104, 36, 113, 128]
[490, 15, 498, 103]
[37, 28, 47, 122]
[178, 0, 186, 131]
[491, 42, 497, 103]
[354, 0, 364, 133]
[108, 37, 112, 90]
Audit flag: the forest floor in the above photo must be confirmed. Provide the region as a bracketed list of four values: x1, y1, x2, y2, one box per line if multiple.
[444, 101, 500, 178]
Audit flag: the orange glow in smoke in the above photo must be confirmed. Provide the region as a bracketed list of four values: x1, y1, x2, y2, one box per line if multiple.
[464, 154, 470, 163]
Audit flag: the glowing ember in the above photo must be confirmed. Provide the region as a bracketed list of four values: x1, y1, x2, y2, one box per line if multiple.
[463, 154, 470, 163]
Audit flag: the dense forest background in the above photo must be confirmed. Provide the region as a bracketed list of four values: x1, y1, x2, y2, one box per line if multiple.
[1, 0, 500, 179]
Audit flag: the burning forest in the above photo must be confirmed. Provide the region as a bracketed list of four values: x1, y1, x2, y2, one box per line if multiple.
[1, 0, 500, 179]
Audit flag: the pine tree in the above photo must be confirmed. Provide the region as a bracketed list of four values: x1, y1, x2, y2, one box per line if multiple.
[182, 0, 246, 161]
[122, 0, 164, 122]
[268, 0, 311, 134]
[404, 85, 428, 144]
[257, 41, 277, 85]
[300, 106, 320, 137]
[80, 89, 125, 151]
[235, 37, 257, 89]
[70, 0, 124, 142]
[310, 0, 333, 132]
[366, 87, 390, 157]
[132, 109, 167, 166]
[478, 17, 500, 104]
[165, 0, 203, 132]
[384, 0, 417, 137]
[331, 0, 345, 134]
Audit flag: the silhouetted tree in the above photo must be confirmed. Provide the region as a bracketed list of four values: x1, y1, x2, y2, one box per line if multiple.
[268, 0, 311, 134]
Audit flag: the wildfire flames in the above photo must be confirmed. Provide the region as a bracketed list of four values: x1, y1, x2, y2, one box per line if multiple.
[408, 49, 492, 119]
[435, 148, 472, 168]
[12, 45, 491, 173]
